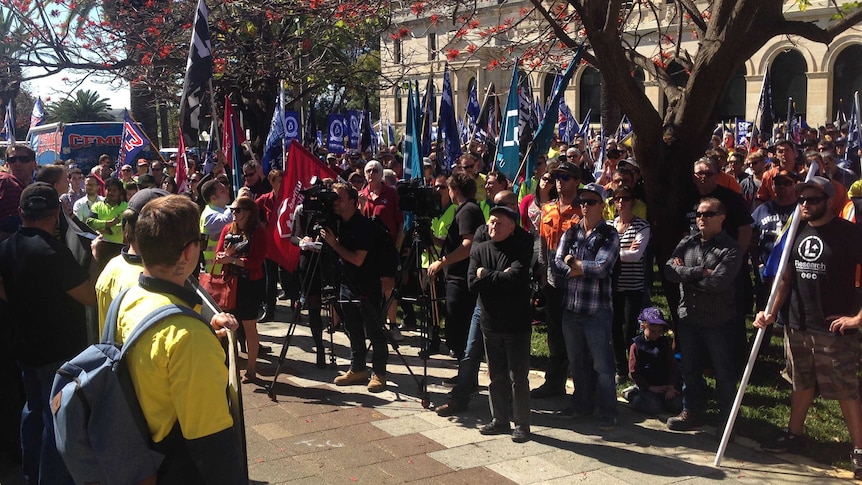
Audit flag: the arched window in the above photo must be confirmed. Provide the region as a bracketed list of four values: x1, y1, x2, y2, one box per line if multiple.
[579, 67, 601, 120]
[717, 65, 747, 120]
[832, 45, 862, 122]
[771, 50, 807, 120]
[394, 86, 403, 123]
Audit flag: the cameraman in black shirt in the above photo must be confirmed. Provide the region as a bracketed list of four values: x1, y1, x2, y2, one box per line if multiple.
[320, 183, 389, 393]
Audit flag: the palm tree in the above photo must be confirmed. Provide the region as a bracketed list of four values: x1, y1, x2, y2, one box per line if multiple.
[46, 89, 113, 122]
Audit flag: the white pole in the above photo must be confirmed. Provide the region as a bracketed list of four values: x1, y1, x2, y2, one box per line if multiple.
[714, 160, 821, 466]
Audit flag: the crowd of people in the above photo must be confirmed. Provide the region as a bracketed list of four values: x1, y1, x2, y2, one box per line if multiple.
[2, 116, 862, 482]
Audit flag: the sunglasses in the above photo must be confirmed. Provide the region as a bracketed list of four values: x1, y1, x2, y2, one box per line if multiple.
[554, 173, 575, 182]
[774, 179, 794, 187]
[229, 207, 245, 213]
[6, 155, 31, 164]
[577, 198, 601, 207]
[694, 171, 715, 177]
[121, 167, 132, 172]
[152, 168, 163, 172]
[798, 196, 828, 205]
[613, 196, 634, 202]
[695, 211, 720, 218]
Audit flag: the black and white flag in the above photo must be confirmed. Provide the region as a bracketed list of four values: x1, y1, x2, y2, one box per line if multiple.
[178, 0, 213, 147]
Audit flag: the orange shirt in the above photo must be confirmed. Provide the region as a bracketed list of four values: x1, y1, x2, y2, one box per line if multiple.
[717, 171, 741, 194]
[539, 200, 582, 252]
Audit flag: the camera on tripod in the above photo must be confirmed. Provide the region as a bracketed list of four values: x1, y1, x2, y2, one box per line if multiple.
[396, 179, 442, 219]
[301, 177, 338, 230]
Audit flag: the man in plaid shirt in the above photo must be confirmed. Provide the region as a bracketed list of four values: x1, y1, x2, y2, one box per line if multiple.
[553, 183, 620, 430]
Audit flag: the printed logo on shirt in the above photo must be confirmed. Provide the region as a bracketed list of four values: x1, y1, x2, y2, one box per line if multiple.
[795, 235, 827, 279]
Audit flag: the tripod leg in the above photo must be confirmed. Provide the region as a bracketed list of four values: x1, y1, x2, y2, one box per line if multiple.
[267, 303, 304, 401]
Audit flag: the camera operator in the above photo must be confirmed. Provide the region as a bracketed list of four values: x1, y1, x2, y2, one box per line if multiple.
[319, 183, 389, 393]
[428, 172, 485, 360]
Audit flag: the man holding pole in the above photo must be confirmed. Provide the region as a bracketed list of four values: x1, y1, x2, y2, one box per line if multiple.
[754, 176, 862, 479]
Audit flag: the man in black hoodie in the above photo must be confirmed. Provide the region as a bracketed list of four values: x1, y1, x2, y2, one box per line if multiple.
[468, 205, 534, 443]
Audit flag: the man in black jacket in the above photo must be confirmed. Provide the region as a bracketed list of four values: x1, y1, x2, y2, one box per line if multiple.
[468, 205, 534, 443]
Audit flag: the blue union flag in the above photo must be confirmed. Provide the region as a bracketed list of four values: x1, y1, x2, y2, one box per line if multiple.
[118, 109, 150, 168]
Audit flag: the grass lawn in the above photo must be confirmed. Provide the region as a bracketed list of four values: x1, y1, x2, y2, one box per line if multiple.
[528, 266, 856, 471]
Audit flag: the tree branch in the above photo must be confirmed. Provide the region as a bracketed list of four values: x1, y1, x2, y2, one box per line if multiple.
[675, 0, 708, 34]
[779, 7, 862, 44]
[529, 0, 579, 49]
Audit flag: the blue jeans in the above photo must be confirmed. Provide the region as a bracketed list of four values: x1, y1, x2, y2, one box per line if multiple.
[483, 330, 531, 427]
[19, 360, 74, 485]
[561, 308, 617, 421]
[450, 305, 484, 403]
[676, 321, 737, 416]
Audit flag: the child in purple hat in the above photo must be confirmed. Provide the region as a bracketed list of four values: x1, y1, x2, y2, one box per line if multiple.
[620, 307, 682, 415]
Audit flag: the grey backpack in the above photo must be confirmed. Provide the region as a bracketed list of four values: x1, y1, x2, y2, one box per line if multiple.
[51, 287, 205, 484]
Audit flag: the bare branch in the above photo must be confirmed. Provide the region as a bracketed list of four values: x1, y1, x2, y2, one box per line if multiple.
[529, 0, 579, 49]
[779, 7, 862, 44]
[675, 0, 708, 34]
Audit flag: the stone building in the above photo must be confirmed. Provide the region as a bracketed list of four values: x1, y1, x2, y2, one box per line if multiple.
[380, 0, 862, 136]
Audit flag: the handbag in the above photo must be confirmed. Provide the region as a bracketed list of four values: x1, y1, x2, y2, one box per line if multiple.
[198, 271, 238, 311]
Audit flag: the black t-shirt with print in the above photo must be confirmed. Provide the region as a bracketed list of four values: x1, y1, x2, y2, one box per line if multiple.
[789, 217, 862, 332]
[443, 200, 485, 282]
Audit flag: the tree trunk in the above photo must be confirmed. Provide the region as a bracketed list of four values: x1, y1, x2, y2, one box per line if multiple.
[600, 76, 622, 140]
[130, 84, 158, 153]
[159, 102, 170, 148]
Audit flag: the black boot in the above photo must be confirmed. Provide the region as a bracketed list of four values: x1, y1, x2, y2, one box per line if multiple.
[259, 304, 276, 323]
[310, 308, 326, 369]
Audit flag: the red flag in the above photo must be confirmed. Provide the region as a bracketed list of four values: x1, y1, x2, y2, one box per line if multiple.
[268, 140, 339, 271]
[222, 97, 246, 170]
[176, 126, 189, 194]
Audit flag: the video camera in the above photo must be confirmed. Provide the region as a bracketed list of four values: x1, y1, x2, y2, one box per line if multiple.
[301, 177, 338, 230]
[396, 179, 442, 219]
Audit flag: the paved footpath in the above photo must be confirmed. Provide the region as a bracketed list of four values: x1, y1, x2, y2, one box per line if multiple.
[244, 311, 855, 485]
[0, 307, 853, 484]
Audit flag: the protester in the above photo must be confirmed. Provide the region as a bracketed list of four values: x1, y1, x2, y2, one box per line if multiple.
[215, 196, 268, 383]
[754, 177, 862, 481]
[611, 185, 651, 382]
[468, 205, 534, 443]
[620, 307, 682, 415]
[0, 182, 96, 485]
[665, 197, 742, 431]
[554, 183, 620, 430]
[116, 195, 245, 483]
[199, 180, 234, 274]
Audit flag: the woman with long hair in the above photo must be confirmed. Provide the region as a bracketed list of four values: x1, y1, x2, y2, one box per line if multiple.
[520, 168, 557, 236]
[611, 185, 651, 382]
[215, 196, 268, 383]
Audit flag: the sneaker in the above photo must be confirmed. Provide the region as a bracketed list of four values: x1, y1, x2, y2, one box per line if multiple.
[389, 326, 404, 342]
[852, 448, 862, 480]
[367, 373, 386, 393]
[479, 419, 511, 436]
[512, 425, 531, 443]
[530, 383, 566, 399]
[666, 410, 703, 431]
[435, 400, 467, 417]
[597, 417, 617, 431]
[333, 369, 370, 386]
[760, 428, 806, 453]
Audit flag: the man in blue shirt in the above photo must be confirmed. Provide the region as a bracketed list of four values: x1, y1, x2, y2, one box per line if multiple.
[554, 183, 620, 430]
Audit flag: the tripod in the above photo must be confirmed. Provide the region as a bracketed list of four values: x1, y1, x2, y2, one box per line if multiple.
[379, 218, 444, 408]
[267, 225, 337, 401]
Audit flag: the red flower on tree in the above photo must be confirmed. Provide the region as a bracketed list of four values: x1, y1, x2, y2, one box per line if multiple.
[410, 1, 425, 16]
[446, 49, 460, 60]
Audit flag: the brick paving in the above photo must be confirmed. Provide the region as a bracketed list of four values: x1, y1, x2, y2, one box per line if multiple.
[0, 303, 853, 485]
[244, 308, 855, 484]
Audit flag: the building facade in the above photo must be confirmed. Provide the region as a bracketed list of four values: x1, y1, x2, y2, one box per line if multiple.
[380, 0, 862, 137]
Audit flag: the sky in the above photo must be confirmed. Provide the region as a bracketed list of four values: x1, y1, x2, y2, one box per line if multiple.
[23, 70, 131, 111]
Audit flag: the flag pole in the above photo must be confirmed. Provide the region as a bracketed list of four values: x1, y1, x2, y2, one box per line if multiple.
[715, 160, 821, 466]
[126, 110, 168, 164]
[470, 83, 495, 143]
[209, 79, 222, 152]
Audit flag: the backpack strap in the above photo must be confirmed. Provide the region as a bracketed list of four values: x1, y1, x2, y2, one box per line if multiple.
[119, 305, 206, 360]
[102, 287, 133, 345]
